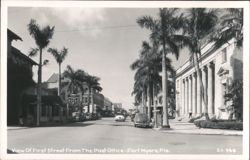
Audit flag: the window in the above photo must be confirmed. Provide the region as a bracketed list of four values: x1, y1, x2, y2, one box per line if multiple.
[221, 48, 227, 64]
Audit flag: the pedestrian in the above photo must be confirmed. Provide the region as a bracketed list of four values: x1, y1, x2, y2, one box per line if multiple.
[189, 111, 192, 119]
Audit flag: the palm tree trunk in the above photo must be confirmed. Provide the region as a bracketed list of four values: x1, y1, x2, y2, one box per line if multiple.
[193, 53, 209, 120]
[193, 11, 209, 120]
[147, 83, 151, 121]
[36, 48, 42, 126]
[153, 84, 157, 128]
[142, 90, 146, 114]
[58, 63, 61, 96]
[162, 40, 170, 128]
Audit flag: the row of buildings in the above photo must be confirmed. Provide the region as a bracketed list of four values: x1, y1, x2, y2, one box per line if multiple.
[7, 29, 122, 125]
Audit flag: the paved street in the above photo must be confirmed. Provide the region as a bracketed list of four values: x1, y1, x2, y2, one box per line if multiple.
[8, 117, 242, 154]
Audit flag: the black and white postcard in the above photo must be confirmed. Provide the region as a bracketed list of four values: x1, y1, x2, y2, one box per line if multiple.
[1, 1, 249, 160]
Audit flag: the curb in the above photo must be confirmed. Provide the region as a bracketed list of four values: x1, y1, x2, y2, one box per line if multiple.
[152, 128, 243, 136]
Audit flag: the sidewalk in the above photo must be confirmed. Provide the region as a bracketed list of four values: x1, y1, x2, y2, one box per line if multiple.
[153, 119, 242, 136]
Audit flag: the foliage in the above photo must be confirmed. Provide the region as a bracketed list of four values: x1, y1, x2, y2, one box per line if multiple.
[224, 79, 243, 121]
[62, 65, 86, 94]
[211, 8, 243, 48]
[194, 120, 243, 130]
[48, 47, 68, 65]
[28, 19, 55, 50]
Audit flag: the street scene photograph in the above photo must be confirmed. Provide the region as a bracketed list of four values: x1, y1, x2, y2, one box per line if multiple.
[1, 1, 249, 160]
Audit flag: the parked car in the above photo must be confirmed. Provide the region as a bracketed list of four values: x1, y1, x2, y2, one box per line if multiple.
[85, 112, 91, 120]
[115, 114, 125, 122]
[72, 112, 85, 122]
[134, 113, 152, 128]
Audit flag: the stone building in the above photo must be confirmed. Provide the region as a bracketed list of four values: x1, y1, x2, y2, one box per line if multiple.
[175, 38, 243, 119]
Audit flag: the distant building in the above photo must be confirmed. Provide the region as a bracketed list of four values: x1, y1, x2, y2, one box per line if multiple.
[46, 73, 113, 117]
[175, 38, 243, 119]
[113, 103, 123, 114]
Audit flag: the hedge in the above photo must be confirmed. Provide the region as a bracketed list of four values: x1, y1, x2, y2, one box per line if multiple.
[194, 120, 243, 130]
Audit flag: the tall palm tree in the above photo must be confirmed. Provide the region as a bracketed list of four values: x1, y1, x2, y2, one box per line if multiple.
[137, 8, 184, 128]
[48, 47, 68, 96]
[84, 75, 102, 113]
[180, 8, 218, 120]
[27, 19, 54, 126]
[131, 40, 174, 124]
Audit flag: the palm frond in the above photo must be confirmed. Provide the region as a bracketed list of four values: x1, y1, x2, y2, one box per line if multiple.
[27, 19, 54, 49]
[28, 47, 39, 57]
[137, 16, 156, 31]
[60, 47, 68, 62]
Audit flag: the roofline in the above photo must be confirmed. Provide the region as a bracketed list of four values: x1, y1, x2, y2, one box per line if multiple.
[8, 29, 22, 41]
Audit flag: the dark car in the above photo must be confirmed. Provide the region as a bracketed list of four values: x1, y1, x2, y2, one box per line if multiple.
[134, 113, 152, 128]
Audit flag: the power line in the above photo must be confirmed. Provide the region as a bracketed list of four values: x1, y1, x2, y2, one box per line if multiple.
[55, 25, 139, 33]
[13, 24, 140, 34]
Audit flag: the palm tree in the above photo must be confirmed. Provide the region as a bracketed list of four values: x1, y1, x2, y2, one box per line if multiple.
[180, 8, 219, 120]
[131, 40, 174, 125]
[137, 8, 184, 128]
[48, 47, 68, 96]
[62, 65, 87, 115]
[84, 75, 102, 113]
[27, 19, 55, 126]
[63, 65, 86, 95]
[212, 8, 243, 48]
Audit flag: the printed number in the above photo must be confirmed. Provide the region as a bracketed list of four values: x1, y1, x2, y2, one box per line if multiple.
[217, 148, 236, 153]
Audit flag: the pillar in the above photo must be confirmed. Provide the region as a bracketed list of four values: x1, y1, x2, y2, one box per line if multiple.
[208, 62, 214, 116]
[182, 79, 185, 116]
[192, 72, 197, 115]
[197, 70, 202, 115]
[202, 66, 208, 114]
[185, 77, 188, 116]
[188, 75, 192, 114]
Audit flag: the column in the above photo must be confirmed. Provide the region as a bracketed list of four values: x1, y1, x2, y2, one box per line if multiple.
[182, 79, 185, 116]
[188, 75, 192, 114]
[196, 70, 201, 115]
[185, 77, 188, 116]
[192, 72, 197, 115]
[202, 66, 208, 114]
[207, 62, 214, 116]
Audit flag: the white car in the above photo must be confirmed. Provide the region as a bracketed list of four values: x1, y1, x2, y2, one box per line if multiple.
[115, 114, 125, 122]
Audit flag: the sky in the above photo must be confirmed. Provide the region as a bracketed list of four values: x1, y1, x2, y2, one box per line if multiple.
[8, 7, 189, 110]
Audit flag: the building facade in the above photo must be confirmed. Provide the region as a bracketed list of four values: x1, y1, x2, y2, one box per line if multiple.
[45, 73, 112, 117]
[7, 29, 37, 125]
[175, 39, 243, 119]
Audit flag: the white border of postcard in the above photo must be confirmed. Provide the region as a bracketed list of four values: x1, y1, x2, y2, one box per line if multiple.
[1, 1, 249, 160]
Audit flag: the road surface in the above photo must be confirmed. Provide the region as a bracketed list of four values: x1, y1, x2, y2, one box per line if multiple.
[7, 117, 242, 154]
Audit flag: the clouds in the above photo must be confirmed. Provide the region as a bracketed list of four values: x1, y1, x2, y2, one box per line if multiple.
[50, 8, 107, 37]
[29, 7, 107, 37]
